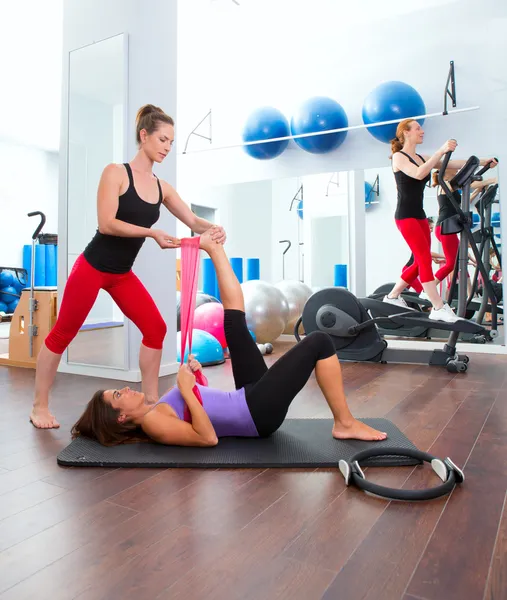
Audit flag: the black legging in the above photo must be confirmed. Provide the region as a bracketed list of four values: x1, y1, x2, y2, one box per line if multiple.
[224, 309, 336, 437]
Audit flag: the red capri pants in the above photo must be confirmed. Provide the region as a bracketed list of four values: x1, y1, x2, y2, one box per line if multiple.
[45, 254, 167, 354]
[434, 226, 459, 281]
[396, 218, 435, 285]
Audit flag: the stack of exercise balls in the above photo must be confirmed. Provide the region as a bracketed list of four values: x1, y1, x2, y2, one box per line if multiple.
[0, 269, 27, 314]
[242, 80, 426, 160]
[175, 277, 314, 366]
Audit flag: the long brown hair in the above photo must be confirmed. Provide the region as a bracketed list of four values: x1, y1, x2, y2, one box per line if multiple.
[71, 390, 149, 446]
[390, 118, 417, 156]
[135, 104, 174, 145]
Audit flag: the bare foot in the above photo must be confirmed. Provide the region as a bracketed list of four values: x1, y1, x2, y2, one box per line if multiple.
[333, 419, 387, 442]
[30, 408, 60, 429]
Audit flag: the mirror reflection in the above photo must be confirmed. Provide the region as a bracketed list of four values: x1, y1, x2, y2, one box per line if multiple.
[66, 33, 127, 368]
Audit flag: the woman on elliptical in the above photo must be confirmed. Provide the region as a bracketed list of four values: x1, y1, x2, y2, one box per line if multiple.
[383, 118, 496, 323]
[431, 166, 498, 287]
[71, 229, 388, 448]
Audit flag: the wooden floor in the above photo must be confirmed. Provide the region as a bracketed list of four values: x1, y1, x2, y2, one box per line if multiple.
[0, 342, 506, 600]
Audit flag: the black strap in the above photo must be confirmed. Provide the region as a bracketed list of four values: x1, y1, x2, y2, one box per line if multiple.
[399, 151, 425, 167]
[339, 447, 464, 501]
[155, 177, 163, 204]
[124, 163, 134, 189]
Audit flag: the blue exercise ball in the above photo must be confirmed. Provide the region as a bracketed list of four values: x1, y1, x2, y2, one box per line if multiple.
[291, 96, 348, 154]
[242, 107, 290, 160]
[0, 271, 14, 289]
[177, 329, 225, 366]
[11, 272, 27, 292]
[0, 301, 8, 313]
[0, 286, 18, 304]
[362, 81, 426, 143]
[7, 298, 19, 313]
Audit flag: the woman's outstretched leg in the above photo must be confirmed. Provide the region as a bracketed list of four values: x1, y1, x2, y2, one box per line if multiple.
[199, 231, 268, 390]
[199, 230, 244, 312]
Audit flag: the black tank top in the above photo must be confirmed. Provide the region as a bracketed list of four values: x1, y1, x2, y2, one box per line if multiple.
[436, 190, 461, 226]
[394, 151, 430, 220]
[83, 164, 162, 273]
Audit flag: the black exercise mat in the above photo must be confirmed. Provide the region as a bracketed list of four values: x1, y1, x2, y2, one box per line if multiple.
[57, 418, 420, 468]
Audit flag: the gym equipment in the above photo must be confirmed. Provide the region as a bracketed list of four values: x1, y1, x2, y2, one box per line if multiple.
[334, 264, 348, 288]
[193, 302, 227, 349]
[241, 279, 289, 344]
[339, 447, 464, 501]
[0, 286, 18, 304]
[0, 271, 14, 288]
[176, 329, 225, 366]
[466, 182, 503, 330]
[294, 286, 485, 373]
[242, 106, 290, 160]
[57, 417, 419, 468]
[290, 96, 348, 154]
[230, 257, 243, 283]
[176, 290, 219, 331]
[45, 244, 58, 286]
[0, 301, 8, 313]
[0, 287, 57, 368]
[202, 257, 219, 299]
[439, 154, 500, 337]
[362, 81, 426, 143]
[365, 284, 489, 344]
[264, 342, 273, 354]
[274, 279, 313, 334]
[246, 258, 260, 281]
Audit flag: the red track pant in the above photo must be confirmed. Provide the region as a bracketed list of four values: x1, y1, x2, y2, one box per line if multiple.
[396, 218, 434, 285]
[45, 254, 166, 354]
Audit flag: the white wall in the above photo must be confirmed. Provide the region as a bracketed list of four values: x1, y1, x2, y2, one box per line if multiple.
[0, 141, 58, 268]
[0, 1, 63, 152]
[178, 180, 273, 282]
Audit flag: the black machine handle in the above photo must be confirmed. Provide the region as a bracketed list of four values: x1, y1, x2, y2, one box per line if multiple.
[475, 157, 498, 178]
[28, 211, 46, 240]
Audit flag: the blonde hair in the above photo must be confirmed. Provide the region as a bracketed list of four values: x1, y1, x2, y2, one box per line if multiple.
[135, 104, 174, 145]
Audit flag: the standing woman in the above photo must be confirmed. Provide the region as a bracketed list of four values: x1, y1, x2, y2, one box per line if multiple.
[383, 118, 494, 323]
[31, 104, 226, 429]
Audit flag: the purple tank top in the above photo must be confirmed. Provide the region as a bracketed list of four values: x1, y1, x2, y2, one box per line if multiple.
[157, 384, 259, 438]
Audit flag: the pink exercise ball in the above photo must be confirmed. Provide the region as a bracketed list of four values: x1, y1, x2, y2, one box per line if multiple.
[193, 302, 226, 348]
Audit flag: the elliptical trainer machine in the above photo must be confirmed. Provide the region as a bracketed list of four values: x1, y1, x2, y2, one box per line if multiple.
[294, 151, 490, 374]
[438, 153, 499, 337]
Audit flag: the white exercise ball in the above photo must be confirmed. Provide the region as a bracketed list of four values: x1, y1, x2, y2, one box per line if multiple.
[241, 280, 289, 343]
[275, 280, 313, 334]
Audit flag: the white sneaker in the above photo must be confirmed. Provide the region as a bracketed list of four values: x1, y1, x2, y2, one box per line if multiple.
[428, 303, 464, 323]
[383, 295, 412, 310]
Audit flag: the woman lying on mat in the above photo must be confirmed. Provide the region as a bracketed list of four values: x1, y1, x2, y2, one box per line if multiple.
[71, 230, 387, 447]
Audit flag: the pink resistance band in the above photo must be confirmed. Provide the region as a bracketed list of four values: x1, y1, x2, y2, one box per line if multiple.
[179, 236, 208, 422]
